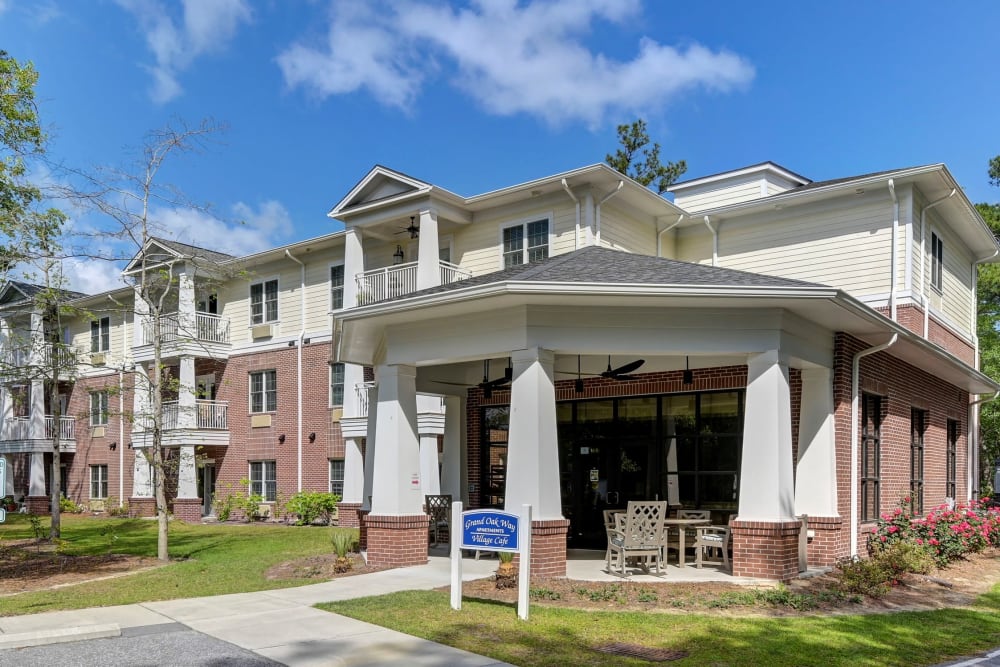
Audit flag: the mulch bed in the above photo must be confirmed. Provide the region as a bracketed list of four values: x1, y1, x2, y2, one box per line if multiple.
[264, 553, 389, 581]
[0, 539, 157, 596]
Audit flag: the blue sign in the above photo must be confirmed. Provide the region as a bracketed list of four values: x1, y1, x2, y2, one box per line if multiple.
[461, 509, 519, 552]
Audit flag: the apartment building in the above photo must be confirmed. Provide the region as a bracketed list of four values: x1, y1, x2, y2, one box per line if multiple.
[1, 160, 995, 581]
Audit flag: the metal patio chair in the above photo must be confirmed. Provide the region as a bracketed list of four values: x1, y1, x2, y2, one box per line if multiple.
[425, 494, 452, 547]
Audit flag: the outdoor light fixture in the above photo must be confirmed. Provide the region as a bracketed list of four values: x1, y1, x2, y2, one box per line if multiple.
[109, 442, 117, 451]
[393, 245, 405, 265]
[127, 442, 133, 449]
[278, 434, 286, 444]
[308, 432, 316, 443]
[683, 356, 693, 385]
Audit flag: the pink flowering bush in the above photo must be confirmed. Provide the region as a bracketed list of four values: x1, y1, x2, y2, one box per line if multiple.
[868, 497, 1000, 566]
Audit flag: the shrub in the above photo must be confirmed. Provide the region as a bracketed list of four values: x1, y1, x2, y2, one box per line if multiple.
[495, 551, 517, 590]
[869, 497, 1000, 566]
[286, 491, 341, 526]
[331, 527, 358, 573]
[59, 496, 84, 513]
[837, 556, 892, 598]
[840, 540, 936, 598]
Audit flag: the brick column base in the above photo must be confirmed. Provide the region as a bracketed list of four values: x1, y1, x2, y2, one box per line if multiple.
[803, 515, 844, 567]
[513, 518, 570, 578]
[25, 496, 50, 515]
[365, 514, 429, 568]
[173, 498, 202, 523]
[129, 497, 156, 518]
[358, 509, 371, 550]
[731, 519, 802, 581]
[337, 502, 362, 528]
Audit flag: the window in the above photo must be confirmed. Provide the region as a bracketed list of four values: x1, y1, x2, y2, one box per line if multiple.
[910, 409, 926, 514]
[249, 370, 277, 413]
[861, 394, 882, 521]
[90, 464, 108, 499]
[250, 279, 278, 324]
[946, 419, 958, 499]
[91, 317, 110, 352]
[502, 219, 549, 268]
[329, 459, 345, 496]
[250, 461, 276, 502]
[931, 232, 944, 292]
[330, 265, 345, 310]
[90, 391, 109, 426]
[330, 362, 345, 407]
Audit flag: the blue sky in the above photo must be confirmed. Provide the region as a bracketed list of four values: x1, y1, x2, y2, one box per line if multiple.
[3, 1, 1000, 292]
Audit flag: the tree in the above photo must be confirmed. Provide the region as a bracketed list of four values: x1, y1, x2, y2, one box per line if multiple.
[978, 200, 1000, 493]
[62, 119, 227, 560]
[605, 119, 687, 194]
[989, 155, 1000, 188]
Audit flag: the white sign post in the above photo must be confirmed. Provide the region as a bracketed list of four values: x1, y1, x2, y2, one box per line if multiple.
[450, 501, 532, 620]
[0, 457, 5, 523]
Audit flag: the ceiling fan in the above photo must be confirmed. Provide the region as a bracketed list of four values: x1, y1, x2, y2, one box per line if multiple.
[431, 359, 511, 398]
[558, 355, 645, 388]
[395, 216, 420, 239]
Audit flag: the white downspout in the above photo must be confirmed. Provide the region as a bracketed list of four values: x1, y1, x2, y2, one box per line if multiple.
[595, 181, 623, 246]
[115, 294, 126, 503]
[285, 249, 306, 493]
[657, 215, 685, 258]
[561, 178, 580, 250]
[919, 189, 956, 337]
[850, 334, 897, 557]
[887, 179, 898, 321]
[970, 391, 1000, 500]
[703, 215, 718, 267]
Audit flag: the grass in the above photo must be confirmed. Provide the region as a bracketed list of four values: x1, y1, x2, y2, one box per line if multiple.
[0, 513, 339, 615]
[319, 587, 1000, 667]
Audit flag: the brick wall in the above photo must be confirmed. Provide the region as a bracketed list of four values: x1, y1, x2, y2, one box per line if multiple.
[880, 304, 975, 366]
[731, 519, 802, 581]
[364, 514, 429, 567]
[833, 332, 969, 561]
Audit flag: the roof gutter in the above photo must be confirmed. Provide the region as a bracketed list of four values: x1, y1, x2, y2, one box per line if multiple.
[561, 178, 581, 251]
[703, 216, 718, 266]
[851, 334, 898, 557]
[596, 181, 623, 245]
[657, 215, 685, 258]
[887, 179, 898, 321]
[285, 249, 306, 493]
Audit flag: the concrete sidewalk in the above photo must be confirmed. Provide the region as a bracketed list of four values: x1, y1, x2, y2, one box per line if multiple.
[0, 555, 511, 666]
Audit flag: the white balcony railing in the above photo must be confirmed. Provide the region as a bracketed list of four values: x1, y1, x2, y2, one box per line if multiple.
[355, 381, 376, 418]
[356, 260, 472, 306]
[160, 400, 228, 431]
[141, 312, 230, 346]
[2, 415, 75, 441]
[2, 343, 74, 371]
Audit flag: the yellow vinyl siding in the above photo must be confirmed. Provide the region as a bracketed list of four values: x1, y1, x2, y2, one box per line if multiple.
[674, 177, 764, 213]
[598, 204, 655, 255]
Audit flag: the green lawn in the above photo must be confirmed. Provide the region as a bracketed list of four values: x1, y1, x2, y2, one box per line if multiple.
[0, 513, 337, 615]
[319, 587, 1000, 667]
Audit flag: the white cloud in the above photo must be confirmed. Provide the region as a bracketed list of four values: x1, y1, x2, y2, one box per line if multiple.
[277, 0, 754, 126]
[61, 256, 126, 295]
[157, 200, 295, 257]
[117, 0, 252, 103]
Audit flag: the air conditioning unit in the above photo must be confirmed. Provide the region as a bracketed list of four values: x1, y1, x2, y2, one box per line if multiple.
[330, 407, 343, 422]
[251, 324, 273, 340]
[92, 426, 106, 438]
[250, 414, 272, 428]
[90, 352, 106, 366]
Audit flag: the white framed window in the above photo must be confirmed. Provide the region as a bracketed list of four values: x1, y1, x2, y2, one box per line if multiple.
[90, 391, 109, 426]
[90, 464, 108, 499]
[330, 263, 345, 310]
[249, 460, 276, 502]
[91, 317, 110, 352]
[330, 362, 345, 407]
[249, 370, 277, 413]
[930, 232, 944, 292]
[501, 217, 550, 269]
[250, 278, 279, 325]
[329, 459, 345, 496]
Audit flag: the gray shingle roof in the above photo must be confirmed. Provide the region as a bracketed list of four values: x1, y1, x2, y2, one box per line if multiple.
[153, 237, 235, 265]
[380, 246, 826, 304]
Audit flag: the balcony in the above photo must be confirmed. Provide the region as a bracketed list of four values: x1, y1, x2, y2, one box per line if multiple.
[0, 415, 76, 453]
[132, 399, 229, 448]
[134, 312, 231, 362]
[339, 382, 375, 439]
[1, 344, 76, 379]
[355, 260, 472, 306]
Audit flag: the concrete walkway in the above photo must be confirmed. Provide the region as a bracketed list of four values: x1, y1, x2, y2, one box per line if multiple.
[0, 555, 510, 666]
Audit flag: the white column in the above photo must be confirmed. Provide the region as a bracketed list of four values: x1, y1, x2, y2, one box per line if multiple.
[177, 445, 197, 498]
[738, 350, 796, 522]
[342, 363, 366, 418]
[2, 454, 13, 496]
[369, 364, 422, 516]
[133, 286, 149, 346]
[342, 437, 365, 504]
[28, 312, 45, 440]
[361, 383, 378, 512]
[417, 394, 445, 497]
[132, 449, 152, 497]
[440, 395, 467, 502]
[133, 363, 151, 432]
[795, 367, 839, 517]
[416, 209, 441, 291]
[177, 356, 196, 429]
[28, 451, 45, 496]
[177, 261, 196, 335]
[343, 227, 364, 309]
[505, 347, 563, 520]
